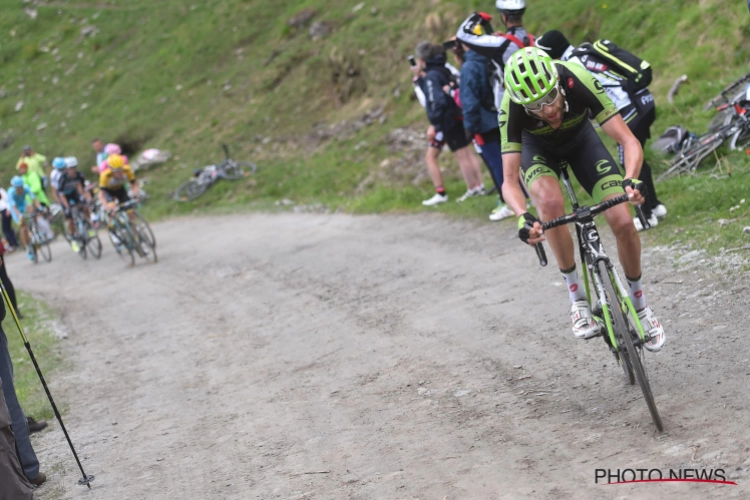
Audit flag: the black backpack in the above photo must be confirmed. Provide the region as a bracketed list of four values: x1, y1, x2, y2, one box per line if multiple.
[483, 31, 535, 112]
[572, 39, 652, 93]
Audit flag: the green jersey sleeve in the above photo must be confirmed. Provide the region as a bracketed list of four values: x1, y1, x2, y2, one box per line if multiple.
[560, 61, 619, 125]
[499, 91, 523, 154]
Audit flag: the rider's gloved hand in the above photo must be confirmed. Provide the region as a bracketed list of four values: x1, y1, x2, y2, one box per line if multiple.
[622, 178, 647, 205]
[518, 212, 543, 245]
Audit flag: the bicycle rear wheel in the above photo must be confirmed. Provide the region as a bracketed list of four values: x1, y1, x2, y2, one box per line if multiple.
[599, 261, 663, 432]
[33, 227, 52, 262]
[729, 123, 750, 151]
[174, 179, 208, 201]
[133, 213, 156, 248]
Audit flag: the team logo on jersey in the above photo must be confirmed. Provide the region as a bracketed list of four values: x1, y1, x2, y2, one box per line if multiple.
[532, 154, 547, 165]
[592, 79, 605, 93]
[568, 78, 574, 89]
[595, 159, 611, 174]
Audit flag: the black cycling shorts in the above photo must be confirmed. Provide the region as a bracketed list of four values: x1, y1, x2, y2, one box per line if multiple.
[101, 187, 130, 205]
[62, 191, 82, 219]
[520, 121, 624, 203]
[429, 122, 470, 152]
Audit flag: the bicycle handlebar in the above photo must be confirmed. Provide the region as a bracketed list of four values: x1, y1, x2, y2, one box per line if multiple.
[533, 194, 649, 267]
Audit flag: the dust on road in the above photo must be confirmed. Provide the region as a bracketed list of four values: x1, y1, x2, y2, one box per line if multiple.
[10, 213, 750, 499]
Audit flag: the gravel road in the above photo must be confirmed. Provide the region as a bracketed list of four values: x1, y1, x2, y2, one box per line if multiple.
[10, 213, 750, 499]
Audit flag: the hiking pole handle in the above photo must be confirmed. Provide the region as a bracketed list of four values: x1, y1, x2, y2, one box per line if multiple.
[534, 243, 548, 267]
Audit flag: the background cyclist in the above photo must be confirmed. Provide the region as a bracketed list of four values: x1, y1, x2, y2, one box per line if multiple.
[8, 177, 41, 261]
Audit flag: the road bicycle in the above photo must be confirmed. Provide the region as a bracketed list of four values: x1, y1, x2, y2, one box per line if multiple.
[658, 98, 750, 181]
[533, 164, 663, 432]
[67, 203, 102, 260]
[174, 144, 257, 202]
[25, 211, 52, 264]
[107, 200, 156, 266]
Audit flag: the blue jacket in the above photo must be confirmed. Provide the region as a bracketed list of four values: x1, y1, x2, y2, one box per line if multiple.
[416, 54, 460, 133]
[459, 50, 501, 135]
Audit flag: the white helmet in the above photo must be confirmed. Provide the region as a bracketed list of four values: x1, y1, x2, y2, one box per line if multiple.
[496, 0, 526, 14]
[65, 156, 78, 168]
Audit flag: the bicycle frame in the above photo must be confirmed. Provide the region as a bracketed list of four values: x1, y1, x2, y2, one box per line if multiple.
[557, 165, 647, 349]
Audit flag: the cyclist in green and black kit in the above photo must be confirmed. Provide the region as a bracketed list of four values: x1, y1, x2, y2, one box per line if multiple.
[499, 47, 665, 351]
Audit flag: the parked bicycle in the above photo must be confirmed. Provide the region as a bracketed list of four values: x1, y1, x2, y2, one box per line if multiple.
[658, 96, 750, 181]
[67, 203, 102, 260]
[174, 144, 256, 202]
[25, 211, 52, 264]
[107, 200, 156, 266]
[534, 164, 663, 432]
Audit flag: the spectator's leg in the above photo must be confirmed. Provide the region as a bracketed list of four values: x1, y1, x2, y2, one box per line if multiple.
[424, 146, 446, 194]
[453, 146, 484, 190]
[0, 377, 35, 499]
[0, 327, 40, 481]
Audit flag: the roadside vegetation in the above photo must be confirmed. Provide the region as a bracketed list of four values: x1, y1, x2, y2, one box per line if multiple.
[4, 291, 64, 420]
[1, 0, 749, 252]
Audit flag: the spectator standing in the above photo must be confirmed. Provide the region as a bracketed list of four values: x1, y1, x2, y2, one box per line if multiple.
[0, 187, 19, 250]
[0, 376, 37, 500]
[412, 42, 484, 205]
[91, 138, 107, 174]
[16, 146, 48, 192]
[535, 30, 666, 230]
[0, 289, 46, 488]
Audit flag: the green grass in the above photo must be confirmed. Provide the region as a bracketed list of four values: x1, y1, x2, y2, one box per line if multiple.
[4, 291, 65, 420]
[1, 0, 750, 252]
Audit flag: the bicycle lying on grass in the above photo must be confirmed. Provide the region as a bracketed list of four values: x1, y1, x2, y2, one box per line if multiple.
[534, 163, 663, 432]
[174, 144, 257, 202]
[658, 95, 750, 181]
[108, 200, 156, 266]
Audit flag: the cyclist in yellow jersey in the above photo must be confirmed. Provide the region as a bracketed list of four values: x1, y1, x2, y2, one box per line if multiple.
[98, 154, 139, 221]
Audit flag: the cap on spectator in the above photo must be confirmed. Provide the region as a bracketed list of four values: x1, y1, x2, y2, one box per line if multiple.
[23, 145, 32, 152]
[536, 30, 572, 60]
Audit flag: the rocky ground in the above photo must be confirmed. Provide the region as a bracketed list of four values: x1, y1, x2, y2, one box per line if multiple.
[11, 212, 750, 499]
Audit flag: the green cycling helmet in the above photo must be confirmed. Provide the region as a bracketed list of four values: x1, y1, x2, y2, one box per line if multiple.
[504, 47, 559, 105]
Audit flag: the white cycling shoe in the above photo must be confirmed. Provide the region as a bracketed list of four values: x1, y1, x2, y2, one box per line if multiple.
[571, 300, 600, 339]
[637, 305, 666, 352]
[634, 214, 658, 232]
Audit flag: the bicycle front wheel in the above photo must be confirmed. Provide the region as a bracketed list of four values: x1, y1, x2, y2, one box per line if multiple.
[109, 228, 134, 266]
[33, 227, 52, 263]
[220, 160, 256, 180]
[133, 213, 156, 248]
[599, 261, 663, 432]
[82, 219, 103, 259]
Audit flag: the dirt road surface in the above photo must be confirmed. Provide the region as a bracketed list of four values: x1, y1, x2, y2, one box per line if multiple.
[10, 213, 750, 499]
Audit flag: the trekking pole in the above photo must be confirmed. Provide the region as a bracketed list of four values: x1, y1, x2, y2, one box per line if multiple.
[0, 279, 94, 489]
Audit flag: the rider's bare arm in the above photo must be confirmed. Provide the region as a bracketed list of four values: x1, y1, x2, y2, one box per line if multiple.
[601, 115, 645, 205]
[501, 152, 527, 216]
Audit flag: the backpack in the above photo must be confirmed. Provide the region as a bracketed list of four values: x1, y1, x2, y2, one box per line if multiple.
[573, 39, 652, 93]
[483, 31, 535, 112]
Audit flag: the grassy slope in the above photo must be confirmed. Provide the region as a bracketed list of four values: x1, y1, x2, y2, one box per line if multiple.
[4, 291, 64, 420]
[1, 0, 750, 251]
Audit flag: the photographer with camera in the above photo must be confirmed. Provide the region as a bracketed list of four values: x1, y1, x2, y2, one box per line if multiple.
[411, 42, 484, 206]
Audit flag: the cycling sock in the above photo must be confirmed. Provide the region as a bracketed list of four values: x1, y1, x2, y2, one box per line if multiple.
[436, 186, 446, 195]
[627, 275, 647, 311]
[560, 265, 586, 302]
